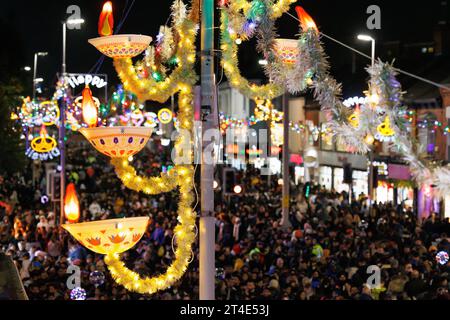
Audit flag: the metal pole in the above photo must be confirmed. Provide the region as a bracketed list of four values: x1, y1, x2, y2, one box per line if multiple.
[368, 39, 375, 212]
[62, 23, 67, 75]
[59, 23, 67, 226]
[371, 39, 375, 68]
[282, 93, 291, 228]
[33, 53, 38, 100]
[267, 101, 273, 187]
[200, 0, 216, 301]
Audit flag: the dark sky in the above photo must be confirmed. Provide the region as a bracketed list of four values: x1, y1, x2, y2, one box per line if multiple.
[0, 0, 447, 98]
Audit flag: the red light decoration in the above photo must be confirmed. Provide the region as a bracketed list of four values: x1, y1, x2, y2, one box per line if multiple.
[81, 86, 98, 128]
[98, 1, 114, 37]
[64, 183, 80, 223]
[295, 6, 318, 32]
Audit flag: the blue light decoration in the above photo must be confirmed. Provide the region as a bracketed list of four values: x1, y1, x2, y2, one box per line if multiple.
[70, 287, 87, 300]
[243, 19, 257, 37]
[436, 251, 449, 265]
[89, 271, 106, 288]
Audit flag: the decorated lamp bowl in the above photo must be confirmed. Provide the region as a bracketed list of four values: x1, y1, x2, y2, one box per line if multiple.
[79, 126, 152, 158]
[88, 35, 152, 58]
[274, 39, 299, 65]
[62, 217, 149, 255]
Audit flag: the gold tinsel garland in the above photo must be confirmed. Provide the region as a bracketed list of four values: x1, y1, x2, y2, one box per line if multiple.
[103, 1, 198, 295]
[219, 0, 295, 99]
[107, 86, 196, 295]
[113, 15, 198, 103]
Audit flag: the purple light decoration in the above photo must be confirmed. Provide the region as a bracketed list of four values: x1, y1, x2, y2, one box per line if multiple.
[70, 287, 87, 300]
[243, 20, 257, 37]
[156, 32, 164, 45]
[436, 251, 449, 265]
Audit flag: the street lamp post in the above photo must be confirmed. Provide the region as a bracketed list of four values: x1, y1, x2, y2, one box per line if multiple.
[357, 34, 376, 211]
[200, 0, 217, 301]
[59, 18, 85, 226]
[32, 52, 48, 100]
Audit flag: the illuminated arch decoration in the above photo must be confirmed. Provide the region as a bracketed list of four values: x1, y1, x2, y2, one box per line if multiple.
[219, 0, 296, 100]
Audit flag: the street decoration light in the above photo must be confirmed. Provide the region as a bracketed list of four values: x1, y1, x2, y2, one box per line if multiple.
[88, 2, 151, 59]
[63, 0, 197, 296]
[64, 183, 80, 223]
[81, 86, 99, 128]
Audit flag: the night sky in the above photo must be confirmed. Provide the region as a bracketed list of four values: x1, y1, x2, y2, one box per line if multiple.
[0, 0, 447, 98]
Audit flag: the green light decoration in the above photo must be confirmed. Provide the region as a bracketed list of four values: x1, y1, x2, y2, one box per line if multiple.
[151, 71, 164, 82]
[168, 56, 180, 66]
[304, 182, 311, 199]
[247, 0, 266, 22]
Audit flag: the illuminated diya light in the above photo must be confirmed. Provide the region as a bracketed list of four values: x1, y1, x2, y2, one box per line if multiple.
[70, 287, 87, 300]
[79, 126, 153, 158]
[31, 126, 58, 153]
[158, 108, 173, 125]
[436, 251, 449, 265]
[274, 39, 299, 65]
[62, 217, 149, 255]
[89, 3, 151, 59]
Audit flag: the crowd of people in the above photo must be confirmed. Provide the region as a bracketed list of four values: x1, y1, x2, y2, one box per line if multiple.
[1, 139, 450, 300]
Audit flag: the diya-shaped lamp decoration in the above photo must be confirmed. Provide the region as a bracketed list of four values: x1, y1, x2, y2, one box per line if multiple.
[88, 1, 152, 59]
[31, 126, 58, 153]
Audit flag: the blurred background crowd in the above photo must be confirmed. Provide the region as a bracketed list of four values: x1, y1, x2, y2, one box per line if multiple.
[1, 141, 450, 300]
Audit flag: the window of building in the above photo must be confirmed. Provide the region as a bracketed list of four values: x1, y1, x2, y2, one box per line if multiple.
[333, 168, 349, 193]
[319, 166, 332, 190]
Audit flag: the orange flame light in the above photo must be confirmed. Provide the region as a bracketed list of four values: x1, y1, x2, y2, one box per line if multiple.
[64, 183, 80, 223]
[98, 1, 114, 37]
[295, 6, 318, 32]
[81, 85, 98, 128]
[39, 125, 49, 137]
